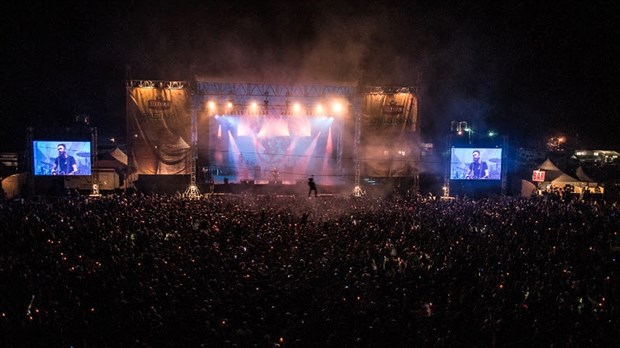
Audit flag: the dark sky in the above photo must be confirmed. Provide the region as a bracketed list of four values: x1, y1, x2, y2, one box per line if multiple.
[1, 0, 618, 152]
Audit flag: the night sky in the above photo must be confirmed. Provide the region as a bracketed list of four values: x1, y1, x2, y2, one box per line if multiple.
[1, 0, 618, 152]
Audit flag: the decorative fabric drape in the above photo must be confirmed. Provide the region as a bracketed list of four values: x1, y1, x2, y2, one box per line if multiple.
[361, 93, 419, 177]
[127, 87, 191, 175]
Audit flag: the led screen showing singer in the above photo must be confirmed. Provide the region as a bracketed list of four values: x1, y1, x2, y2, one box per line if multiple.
[450, 147, 502, 180]
[32, 140, 92, 176]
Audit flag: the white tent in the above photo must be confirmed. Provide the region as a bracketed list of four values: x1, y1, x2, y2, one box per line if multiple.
[539, 158, 562, 171]
[551, 173, 581, 184]
[537, 158, 564, 181]
[521, 179, 537, 198]
[97, 147, 128, 170]
[110, 147, 128, 166]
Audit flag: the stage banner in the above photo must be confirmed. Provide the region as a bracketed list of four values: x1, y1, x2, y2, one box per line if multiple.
[361, 92, 419, 177]
[127, 84, 191, 176]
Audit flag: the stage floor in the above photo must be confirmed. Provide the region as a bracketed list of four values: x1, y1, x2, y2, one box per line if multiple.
[196, 181, 351, 196]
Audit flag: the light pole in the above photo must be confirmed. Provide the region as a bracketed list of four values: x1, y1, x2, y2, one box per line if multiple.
[451, 121, 471, 144]
[557, 137, 566, 150]
[547, 136, 566, 151]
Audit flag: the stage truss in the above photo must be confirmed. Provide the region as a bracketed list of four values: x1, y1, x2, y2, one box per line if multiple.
[195, 80, 358, 190]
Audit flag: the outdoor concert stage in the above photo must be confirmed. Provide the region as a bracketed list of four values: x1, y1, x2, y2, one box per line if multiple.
[125, 79, 421, 195]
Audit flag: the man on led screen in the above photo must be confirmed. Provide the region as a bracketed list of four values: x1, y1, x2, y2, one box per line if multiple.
[465, 150, 489, 179]
[51, 143, 78, 175]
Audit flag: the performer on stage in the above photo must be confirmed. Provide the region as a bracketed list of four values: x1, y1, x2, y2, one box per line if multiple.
[201, 166, 210, 183]
[51, 143, 78, 175]
[308, 175, 318, 197]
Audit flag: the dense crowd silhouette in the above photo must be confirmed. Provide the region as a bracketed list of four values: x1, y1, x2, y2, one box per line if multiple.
[1, 192, 619, 347]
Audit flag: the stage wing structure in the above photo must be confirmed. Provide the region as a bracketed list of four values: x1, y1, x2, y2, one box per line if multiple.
[360, 87, 420, 177]
[126, 81, 192, 177]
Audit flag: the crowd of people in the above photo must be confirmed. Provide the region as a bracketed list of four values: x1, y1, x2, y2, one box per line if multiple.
[1, 191, 619, 347]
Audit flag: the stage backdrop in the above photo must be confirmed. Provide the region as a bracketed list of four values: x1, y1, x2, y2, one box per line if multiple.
[361, 91, 419, 177]
[127, 83, 192, 177]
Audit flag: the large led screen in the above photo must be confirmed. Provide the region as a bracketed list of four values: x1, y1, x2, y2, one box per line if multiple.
[33, 140, 92, 176]
[450, 147, 502, 180]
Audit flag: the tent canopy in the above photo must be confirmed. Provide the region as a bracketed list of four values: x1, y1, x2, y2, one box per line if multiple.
[552, 173, 580, 184]
[110, 147, 128, 166]
[536, 158, 564, 181]
[97, 147, 128, 170]
[538, 158, 562, 171]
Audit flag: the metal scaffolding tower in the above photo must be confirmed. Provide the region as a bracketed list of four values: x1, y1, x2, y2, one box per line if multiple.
[349, 93, 364, 197]
[183, 90, 201, 198]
